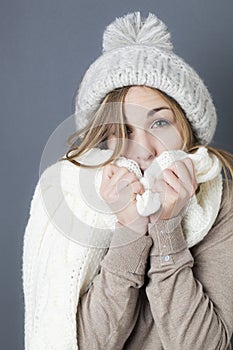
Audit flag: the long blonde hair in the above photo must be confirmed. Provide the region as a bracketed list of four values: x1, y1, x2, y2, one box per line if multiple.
[61, 85, 233, 203]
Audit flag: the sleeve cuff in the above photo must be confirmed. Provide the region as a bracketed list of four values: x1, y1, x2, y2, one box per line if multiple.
[148, 218, 187, 256]
[100, 225, 153, 275]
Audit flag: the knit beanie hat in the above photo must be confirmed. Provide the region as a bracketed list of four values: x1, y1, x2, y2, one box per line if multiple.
[74, 11, 217, 144]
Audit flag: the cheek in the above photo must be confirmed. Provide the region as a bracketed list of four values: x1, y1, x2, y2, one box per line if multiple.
[154, 127, 183, 150]
[166, 129, 183, 148]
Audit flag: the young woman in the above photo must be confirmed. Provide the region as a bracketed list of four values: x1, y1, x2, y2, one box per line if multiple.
[23, 12, 233, 350]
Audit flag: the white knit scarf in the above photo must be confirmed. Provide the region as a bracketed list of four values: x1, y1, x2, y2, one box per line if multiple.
[23, 146, 223, 350]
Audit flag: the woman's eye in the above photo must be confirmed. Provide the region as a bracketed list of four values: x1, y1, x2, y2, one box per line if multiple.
[126, 125, 133, 134]
[151, 119, 170, 128]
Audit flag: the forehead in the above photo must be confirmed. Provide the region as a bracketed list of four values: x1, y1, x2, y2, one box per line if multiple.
[123, 86, 171, 124]
[124, 86, 168, 106]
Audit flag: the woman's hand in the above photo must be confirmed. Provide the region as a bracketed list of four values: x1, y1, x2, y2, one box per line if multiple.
[100, 164, 149, 234]
[149, 158, 198, 222]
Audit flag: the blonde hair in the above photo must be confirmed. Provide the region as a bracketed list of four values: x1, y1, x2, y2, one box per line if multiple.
[61, 85, 233, 205]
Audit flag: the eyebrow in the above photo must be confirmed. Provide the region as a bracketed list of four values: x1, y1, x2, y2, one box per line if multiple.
[147, 107, 171, 118]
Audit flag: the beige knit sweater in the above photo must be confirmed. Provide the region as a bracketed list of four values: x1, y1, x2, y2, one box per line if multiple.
[77, 180, 233, 350]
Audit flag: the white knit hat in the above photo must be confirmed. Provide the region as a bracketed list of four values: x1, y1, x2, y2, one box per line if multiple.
[74, 11, 217, 144]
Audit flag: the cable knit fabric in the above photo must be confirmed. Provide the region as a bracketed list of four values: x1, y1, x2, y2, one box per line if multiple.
[74, 12, 217, 144]
[22, 175, 110, 350]
[22, 146, 223, 350]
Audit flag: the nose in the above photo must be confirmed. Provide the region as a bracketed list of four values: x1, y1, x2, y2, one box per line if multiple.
[124, 130, 156, 171]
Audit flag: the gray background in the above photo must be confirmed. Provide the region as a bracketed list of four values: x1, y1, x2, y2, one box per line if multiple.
[1, 0, 233, 349]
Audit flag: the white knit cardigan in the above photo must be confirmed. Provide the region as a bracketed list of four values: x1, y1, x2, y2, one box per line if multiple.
[22, 147, 223, 350]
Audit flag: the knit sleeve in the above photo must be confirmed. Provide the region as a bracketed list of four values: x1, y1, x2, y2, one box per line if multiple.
[145, 182, 233, 349]
[76, 224, 153, 350]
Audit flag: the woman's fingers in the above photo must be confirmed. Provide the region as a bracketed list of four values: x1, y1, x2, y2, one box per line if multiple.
[100, 164, 149, 232]
[102, 164, 137, 185]
[152, 178, 177, 203]
[150, 158, 198, 220]
[114, 171, 140, 193]
[151, 178, 179, 220]
[102, 163, 119, 181]
[100, 164, 143, 203]
[160, 167, 190, 201]
[165, 158, 197, 196]
[130, 180, 144, 196]
[161, 168, 181, 192]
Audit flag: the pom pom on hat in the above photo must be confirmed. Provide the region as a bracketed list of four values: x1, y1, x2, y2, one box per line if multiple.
[103, 12, 173, 53]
